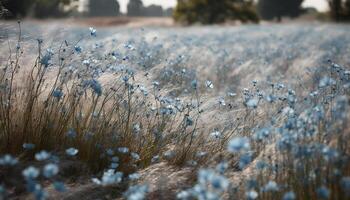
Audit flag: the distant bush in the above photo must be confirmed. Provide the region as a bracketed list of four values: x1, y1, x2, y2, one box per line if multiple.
[328, 0, 350, 21]
[173, 0, 259, 25]
[127, 0, 144, 17]
[1, 0, 76, 19]
[258, 0, 304, 21]
[88, 0, 120, 17]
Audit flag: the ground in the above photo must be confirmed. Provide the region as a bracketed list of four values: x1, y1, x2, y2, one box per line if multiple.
[0, 18, 349, 199]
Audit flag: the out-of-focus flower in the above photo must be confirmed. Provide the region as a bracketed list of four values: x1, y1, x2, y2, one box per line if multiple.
[227, 137, 250, 153]
[43, 163, 59, 178]
[23, 166, 40, 180]
[66, 148, 78, 156]
[0, 154, 18, 166]
[35, 151, 50, 161]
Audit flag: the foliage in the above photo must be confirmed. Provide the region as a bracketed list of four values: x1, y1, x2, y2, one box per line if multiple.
[173, 0, 259, 24]
[1, 0, 35, 18]
[258, 0, 304, 21]
[328, 0, 350, 21]
[1, 0, 76, 19]
[127, 0, 144, 16]
[88, 0, 120, 17]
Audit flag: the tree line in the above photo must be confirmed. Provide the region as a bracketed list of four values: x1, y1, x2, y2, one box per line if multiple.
[1, 0, 350, 23]
[0, 0, 172, 19]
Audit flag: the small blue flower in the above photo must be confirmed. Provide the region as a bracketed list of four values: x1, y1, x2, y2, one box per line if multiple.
[0, 154, 18, 166]
[246, 190, 258, 200]
[53, 182, 66, 192]
[52, 89, 63, 99]
[118, 147, 129, 154]
[66, 148, 78, 156]
[205, 80, 214, 89]
[191, 80, 198, 90]
[110, 163, 119, 169]
[35, 150, 50, 161]
[186, 116, 194, 126]
[23, 143, 35, 150]
[124, 184, 149, 200]
[83, 79, 102, 96]
[282, 191, 296, 200]
[22, 166, 40, 180]
[210, 131, 222, 139]
[66, 129, 77, 138]
[43, 163, 59, 178]
[227, 137, 250, 153]
[131, 153, 140, 161]
[246, 98, 258, 109]
[316, 186, 330, 199]
[151, 155, 160, 163]
[89, 27, 97, 37]
[239, 153, 252, 169]
[128, 173, 141, 181]
[263, 181, 279, 192]
[341, 177, 350, 197]
[74, 45, 82, 53]
[40, 49, 53, 68]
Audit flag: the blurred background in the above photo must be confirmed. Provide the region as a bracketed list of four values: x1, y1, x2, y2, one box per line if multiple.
[0, 0, 349, 25]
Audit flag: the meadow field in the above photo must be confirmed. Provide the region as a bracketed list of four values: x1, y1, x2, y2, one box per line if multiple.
[0, 20, 349, 199]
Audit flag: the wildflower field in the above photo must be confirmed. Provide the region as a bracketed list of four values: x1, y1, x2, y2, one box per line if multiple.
[0, 21, 350, 200]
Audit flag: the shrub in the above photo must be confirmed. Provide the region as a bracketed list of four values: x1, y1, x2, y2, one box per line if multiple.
[173, 0, 259, 24]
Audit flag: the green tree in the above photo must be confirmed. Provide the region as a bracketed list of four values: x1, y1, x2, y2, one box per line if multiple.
[258, 0, 304, 21]
[2, 0, 75, 19]
[88, 0, 120, 16]
[173, 0, 259, 24]
[328, 0, 350, 21]
[127, 0, 144, 16]
[1, 0, 35, 18]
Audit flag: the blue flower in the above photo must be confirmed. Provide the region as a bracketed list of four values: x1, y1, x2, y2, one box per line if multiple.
[205, 80, 214, 89]
[191, 80, 198, 90]
[246, 98, 258, 109]
[92, 170, 123, 186]
[83, 79, 103, 96]
[263, 181, 279, 192]
[40, 49, 54, 68]
[128, 173, 141, 181]
[239, 153, 252, 169]
[186, 116, 194, 126]
[74, 45, 82, 53]
[35, 150, 50, 161]
[124, 184, 149, 200]
[53, 182, 66, 192]
[215, 162, 228, 174]
[106, 148, 114, 156]
[210, 131, 222, 139]
[227, 137, 250, 153]
[43, 163, 59, 178]
[52, 89, 63, 99]
[22, 166, 40, 180]
[282, 191, 296, 200]
[151, 155, 160, 163]
[66, 129, 77, 138]
[66, 148, 79, 156]
[89, 27, 97, 37]
[131, 153, 140, 161]
[118, 147, 129, 154]
[23, 143, 35, 150]
[0, 154, 18, 166]
[246, 190, 258, 200]
[341, 177, 350, 197]
[316, 186, 330, 199]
